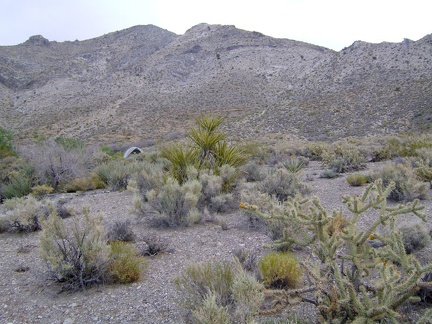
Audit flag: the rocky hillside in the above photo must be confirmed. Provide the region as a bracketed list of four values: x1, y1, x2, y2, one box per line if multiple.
[0, 24, 431, 144]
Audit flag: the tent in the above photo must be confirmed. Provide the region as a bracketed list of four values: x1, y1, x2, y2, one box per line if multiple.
[123, 147, 143, 158]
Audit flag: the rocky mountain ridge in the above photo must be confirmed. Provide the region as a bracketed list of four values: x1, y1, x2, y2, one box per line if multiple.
[0, 24, 431, 145]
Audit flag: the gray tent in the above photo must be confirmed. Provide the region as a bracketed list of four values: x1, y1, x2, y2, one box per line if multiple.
[123, 147, 143, 158]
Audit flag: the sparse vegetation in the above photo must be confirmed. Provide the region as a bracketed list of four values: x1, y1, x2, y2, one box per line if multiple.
[370, 161, 427, 201]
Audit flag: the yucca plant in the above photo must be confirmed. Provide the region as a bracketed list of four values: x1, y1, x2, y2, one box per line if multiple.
[214, 141, 246, 168]
[161, 144, 198, 184]
[188, 115, 227, 170]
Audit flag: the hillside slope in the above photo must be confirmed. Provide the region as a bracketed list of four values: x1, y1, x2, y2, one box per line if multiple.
[0, 24, 431, 144]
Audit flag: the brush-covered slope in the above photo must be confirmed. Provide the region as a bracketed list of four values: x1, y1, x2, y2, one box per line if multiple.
[0, 24, 431, 144]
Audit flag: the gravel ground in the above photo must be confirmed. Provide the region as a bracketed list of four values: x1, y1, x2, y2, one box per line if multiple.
[1, 161, 431, 323]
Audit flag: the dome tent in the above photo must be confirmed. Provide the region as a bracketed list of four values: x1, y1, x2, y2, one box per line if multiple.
[123, 147, 143, 158]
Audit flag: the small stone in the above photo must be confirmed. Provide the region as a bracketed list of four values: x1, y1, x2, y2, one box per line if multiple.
[63, 318, 74, 324]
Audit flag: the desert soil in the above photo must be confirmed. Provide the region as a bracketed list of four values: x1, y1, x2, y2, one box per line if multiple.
[1, 161, 431, 323]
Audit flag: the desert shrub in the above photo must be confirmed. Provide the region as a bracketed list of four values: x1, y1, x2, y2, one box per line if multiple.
[319, 169, 340, 179]
[241, 180, 432, 322]
[346, 173, 369, 186]
[63, 177, 95, 192]
[176, 259, 265, 323]
[399, 222, 431, 254]
[302, 141, 330, 160]
[1, 196, 47, 232]
[55, 199, 73, 219]
[198, 172, 222, 203]
[373, 133, 432, 160]
[96, 159, 136, 190]
[137, 235, 169, 256]
[258, 169, 310, 202]
[147, 178, 202, 227]
[209, 193, 235, 213]
[54, 136, 85, 151]
[258, 252, 302, 289]
[39, 207, 111, 291]
[31, 184, 54, 198]
[1, 169, 33, 199]
[192, 293, 230, 324]
[135, 162, 165, 197]
[231, 267, 264, 323]
[0, 127, 15, 158]
[175, 261, 235, 309]
[107, 220, 136, 242]
[0, 215, 9, 233]
[217, 164, 239, 193]
[232, 248, 259, 273]
[282, 158, 307, 174]
[21, 140, 92, 190]
[243, 161, 266, 182]
[370, 162, 427, 202]
[108, 241, 146, 284]
[322, 143, 366, 173]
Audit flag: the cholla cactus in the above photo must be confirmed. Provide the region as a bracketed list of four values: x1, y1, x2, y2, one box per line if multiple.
[241, 180, 432, 322]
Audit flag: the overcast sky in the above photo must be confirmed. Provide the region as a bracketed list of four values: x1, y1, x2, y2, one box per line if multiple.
[1, 0, 431, 51]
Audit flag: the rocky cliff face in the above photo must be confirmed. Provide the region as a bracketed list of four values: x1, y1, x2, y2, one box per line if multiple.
[0, 24, 431, 144]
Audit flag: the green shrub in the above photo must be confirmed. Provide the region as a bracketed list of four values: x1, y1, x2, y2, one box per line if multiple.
[31, 184, 54, 198]
[303, 141, 330, 160]
[346, 173, 369, 186]
[63, 177, 95, 192]
[0, 127, 15, 158]
[1, 170, 33, 199]
[1, 196, 47, 232]
[258, 252, 302, 289]
[399, 222, 431, 254]
[258, 169, 310, 202]
[109, 241, 146, 284]
[39, 207, 111, 291]
[322, 143, 366, 173]
[370, 162, 427, 202]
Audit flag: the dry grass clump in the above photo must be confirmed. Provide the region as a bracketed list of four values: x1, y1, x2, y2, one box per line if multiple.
[258, 252, 302, 289]
[346, 173, 369, 186]
[109, 241, 147, 284]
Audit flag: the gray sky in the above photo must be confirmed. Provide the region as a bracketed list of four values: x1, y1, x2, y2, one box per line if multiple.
[1, 0, 431, 50]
